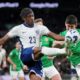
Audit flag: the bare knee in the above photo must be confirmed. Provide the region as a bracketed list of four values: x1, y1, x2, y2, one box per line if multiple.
[33, 47, 43, 60]
[51, 74, 62, 80]
[30, 72, 41, 80]
[19, 77, 25, 80]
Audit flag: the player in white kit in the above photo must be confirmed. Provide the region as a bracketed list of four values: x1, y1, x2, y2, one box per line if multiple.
[0, 45, 7, 75]
[0, 8, 66, 80]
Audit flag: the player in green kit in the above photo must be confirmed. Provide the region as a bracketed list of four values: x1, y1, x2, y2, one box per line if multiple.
[59, 15, 80, 80]
[41, 35, 62, 80]
[54, 15, 80, 80]
[7, 41, 28, 80]
[35, 18, 62, 80]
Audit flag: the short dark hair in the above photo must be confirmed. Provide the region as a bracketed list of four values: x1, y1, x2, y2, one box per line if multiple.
[65, 15, 77, 24]
[20, 8, 33, 18]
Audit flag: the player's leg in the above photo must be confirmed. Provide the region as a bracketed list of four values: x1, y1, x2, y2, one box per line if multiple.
[33, 47, 66, 60]
[71, 64, 77, 80]
[18, 69, 25, 80]
[75, 64, 80, 80]
[20, 47, 40, 80]
[20, 48, 43, 80]
[29, 60, 43, 80]
[51, 74, 62, 80]
[29, 72, 41, 80]
[41, 47, 66, 55]
[10, 70, 18, 80]
[20, 47, 35, 64]
[20, 46, 66, 62]
[34, 47, 66, 56]
[41, 70, 45, 80]
[43, 65, 62, 80]
[25, 74, 30, 80]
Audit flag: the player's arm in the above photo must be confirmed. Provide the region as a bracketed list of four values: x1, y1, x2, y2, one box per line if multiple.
[7, 56, 15, 66]
[20, 59, 29, 71]
[40, 25, 65, 41]
[2, 50, 7, 68]
[7, 51, 17, 70]
[47, 31, 65, 41]
[0, 34, 10, 45]
[47, 40, 64, 59]
[7, 56, 16, 70]
[52, 40, 65, 47]
[0, 26, 19, 45]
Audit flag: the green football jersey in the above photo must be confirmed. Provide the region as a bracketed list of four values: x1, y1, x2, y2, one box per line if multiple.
[9, 48, 24, 71]
[60, 29, 80, 67]
[41, 35, 54, 68]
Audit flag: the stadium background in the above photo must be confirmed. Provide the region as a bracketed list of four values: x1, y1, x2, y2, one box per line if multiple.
[0, 0, 80, 80]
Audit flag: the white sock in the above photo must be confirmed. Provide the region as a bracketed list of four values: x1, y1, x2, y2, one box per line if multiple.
[41, 47, 66, 56]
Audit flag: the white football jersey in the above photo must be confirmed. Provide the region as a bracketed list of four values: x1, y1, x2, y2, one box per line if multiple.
[7, 24, 50, 49]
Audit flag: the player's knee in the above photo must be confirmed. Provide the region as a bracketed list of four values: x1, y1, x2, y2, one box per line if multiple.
[33, 47, 43, 60]
[34, 53, 43, 60]
[51, 74, 62, 80]
[19, 77, 25, 80]
[30, 72, 41, 80]
[33, 47, 41, 53]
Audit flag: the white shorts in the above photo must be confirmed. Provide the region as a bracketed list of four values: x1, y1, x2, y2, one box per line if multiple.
[75, 64, 80, 77]
[10, 69, 24, 79]
[42, 65, 60, 79]
[25, 74, 30, 80]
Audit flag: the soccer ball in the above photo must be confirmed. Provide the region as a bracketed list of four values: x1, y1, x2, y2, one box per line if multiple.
[65, 29, 80, 43]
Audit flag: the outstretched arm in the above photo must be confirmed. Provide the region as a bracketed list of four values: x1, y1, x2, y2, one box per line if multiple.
[48, 31, 65, 41]
[52, 40, 65, 47]
[0, 34, 10, 45]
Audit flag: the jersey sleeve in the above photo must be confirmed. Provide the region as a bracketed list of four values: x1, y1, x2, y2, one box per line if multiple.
[9, 50, 15, 58]
[7, 26, 19, 38]
[38, 25, 50, 35]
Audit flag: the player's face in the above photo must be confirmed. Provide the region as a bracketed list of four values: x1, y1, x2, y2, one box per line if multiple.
[24, 12, 34, 26]
[16, 42, 21, 50]
[65, 23, 77, 30]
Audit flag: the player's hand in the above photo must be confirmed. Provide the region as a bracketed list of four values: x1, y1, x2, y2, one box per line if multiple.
[23, 65, 28, 71]
[2, 64, 7, 68]
[13, 64, 16, 70]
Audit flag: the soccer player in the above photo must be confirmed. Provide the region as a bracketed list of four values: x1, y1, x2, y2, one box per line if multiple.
[0, 8, 66, 80]
[59, 15, 80, 80]
[35, 18, 62, 80]
[54, 15, 80, 80]
[41, 36, 62, 80]
[0, 45, 7, 75]
[7, 41, 27, 80]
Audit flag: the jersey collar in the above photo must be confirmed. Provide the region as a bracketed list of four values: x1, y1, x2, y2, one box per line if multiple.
[23, 22, 34, 28]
